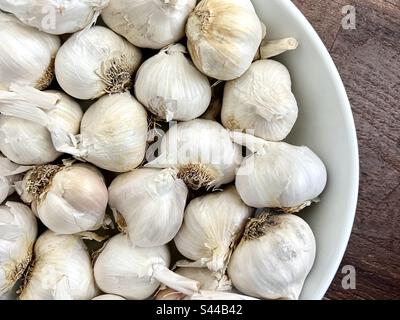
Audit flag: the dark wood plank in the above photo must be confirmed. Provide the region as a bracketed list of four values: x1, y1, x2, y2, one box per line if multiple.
[291, 0, 400, 299]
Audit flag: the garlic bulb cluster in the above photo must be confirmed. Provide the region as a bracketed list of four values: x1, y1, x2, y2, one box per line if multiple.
[92, 294, 126, 300]
[175, 186, 253, 272]
[0, 156, 31, 203]
[0, 202, 37, 294]
[55, 26, 142, 100]
[0, 0, 109, 35]
[186, 0, 263, 80]
[17, 163, 108, 234]
[102, 0, 196, 49]
[232, 132, 327, 212]
[146, 119, 241, 189]
[19, 231, 98, 300]
[222, 60, 298, 142]
[0, 12, 60, 90]
[109, 168, 188, 247]
[0, 88, 82, 165]
[228, 212, 316, 300]
[55, 93, 148, 173]
[94, 234, 200, 300]
[135, 44, 211, 121]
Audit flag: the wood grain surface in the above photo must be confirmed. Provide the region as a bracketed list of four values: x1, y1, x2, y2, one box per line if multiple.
[291, 0, 400, 300]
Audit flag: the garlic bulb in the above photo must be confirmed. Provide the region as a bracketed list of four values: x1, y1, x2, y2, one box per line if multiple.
[17, 163, 108, 234]
[232, 132, 327, 212]
[0, 12, 60, 90]
[155, 267, 231, 300]
[108, 168, 188, 247]
[228, 212, 316, 300]
[186, 0, 263, 80]
[222, 60, 298, 142]
[174, 186, 253, 272]
[135, 44, 211, 121]
[94, 234, 200, 300]
[0, 202, 37, 294]
[102, 0, 196, 49]
[55, 26, 142, 100]
[55, 93, 148, 173]
[19, 230, 98, 300]
[0, 156, 31, 203]
[146, 119, 241, 189]
[0, 0, 109, 35]
[92, 294, 126, 300]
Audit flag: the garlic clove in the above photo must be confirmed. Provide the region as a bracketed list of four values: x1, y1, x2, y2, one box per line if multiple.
[17, 163, 108, 235]
[222, 59, 298, 142]
[0, 202, 37, 295]
[0, 12, 60, 90]
[228, 212, 316, 300]
[55, 26, 142, 100]
[0, 156, 31, 203]
[186, 0, 263, 80]
[231, 132, 327, 210]
[108, 168, 188, 247]
[135, 44, 212, 121]
[0, 0, 110, 35]
[146, 119, 242, 190]
[102, 0, 197, 49]
[19, 230, 98, 300]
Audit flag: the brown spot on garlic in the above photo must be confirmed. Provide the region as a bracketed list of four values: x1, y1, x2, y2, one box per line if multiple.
[5, 246, 33, 285]
[97, 55, 133, 95]
[35, 58, 55, 90]
[25, 164, 62, 202]
[177, 163, 216, 190]
[243, 211, 281, 241]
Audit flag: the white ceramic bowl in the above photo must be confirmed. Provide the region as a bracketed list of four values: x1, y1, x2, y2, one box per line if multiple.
[251, 0, 359, 299]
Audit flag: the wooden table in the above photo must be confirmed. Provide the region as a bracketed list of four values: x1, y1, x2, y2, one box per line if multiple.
[291, 0, 400, 299]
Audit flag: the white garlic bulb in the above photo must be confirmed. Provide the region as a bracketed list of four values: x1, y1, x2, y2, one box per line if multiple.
[186, 0, 263, 80]
[108, 168, 188, 247]
[0, 202, 37, 294]
[146, 119, 241, 189]
[92, 294, 126, 300]
[0, 156, 31, 203]
[19, 230, 98, 300]
[232, 132, 327, 212]
[174, 186, 253, 272]
[0, 0, 109, 35]
[156, 267, 231, 300]
[135, 44, 211, 121]
[17, 163, 108, 234]
[55, 93, 148, 173]
[102, 0, 196, 49]
[55, 26, 142, 100]
[221, 60, 298, 142]
[228, 212, 316, 300]
[0, 12, 60, 90]
[0, 88, 82, 166]
[94, 234, 200, 300]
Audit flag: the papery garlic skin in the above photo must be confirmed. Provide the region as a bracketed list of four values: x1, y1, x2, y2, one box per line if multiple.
[0, 90, 82, 166]
[174, 186, 253, 272]
[108, 168, 188, 247]
[0, 156, 30, 203]
[19, 231, 98, 300]
[0, 12, 60, 90]
[232, 132, 327, 210]
[92, 294, 126, 300]
[55, 26, 142, 100]
[146, 119, 241, 190]
[0, 0, 109, 35]
[222, 60, 298, 142]
[18, 163, 108, 235]
[186, 0, 263, 80]
[135, 44, 211, 121]
[55, 93, 148, 173]
[94, 234, 199, 300]
[228, 213, 316, 300]
[0, 202, 37, 294]
[102, 0, 196, 49]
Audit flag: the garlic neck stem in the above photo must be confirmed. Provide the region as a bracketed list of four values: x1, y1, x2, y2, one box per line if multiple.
[151, 264, 200, 296]
[229, 131, 270, 154]
[259, 38, 299, 59]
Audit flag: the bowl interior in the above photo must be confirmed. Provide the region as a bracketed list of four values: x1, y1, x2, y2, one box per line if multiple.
[251, 0, 359, 299]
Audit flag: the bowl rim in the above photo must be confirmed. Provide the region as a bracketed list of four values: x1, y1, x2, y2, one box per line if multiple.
[282, 0, 360, 299]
